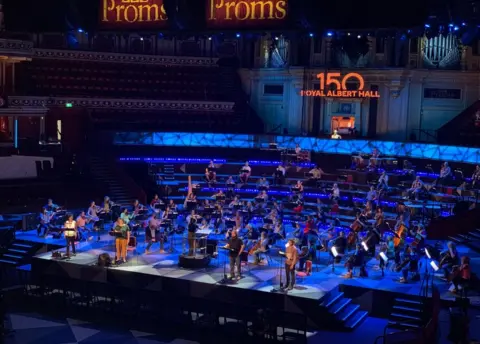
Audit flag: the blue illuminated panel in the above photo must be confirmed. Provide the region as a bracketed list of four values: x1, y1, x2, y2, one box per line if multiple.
[114, 132, 480, 165]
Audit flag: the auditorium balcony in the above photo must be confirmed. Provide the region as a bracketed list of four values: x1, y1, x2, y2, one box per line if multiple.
[16, 59, 237, 102]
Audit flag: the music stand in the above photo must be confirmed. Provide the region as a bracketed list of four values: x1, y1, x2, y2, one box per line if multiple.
[270, 251, 286, 293]
[218, 246, 233, 284]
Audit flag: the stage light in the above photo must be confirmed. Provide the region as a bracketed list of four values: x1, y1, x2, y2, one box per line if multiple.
[347, 33, 351, 36]
[357, 35, 361, 39]
[275, 36, 279, 40]
[379, 252, 388, 262]
[236, 33, 241, 38]
[430, 261, 439, 271]
[424, 24, 430, 28]
[425, 248, 431, 259]
[208, 37, 212, 40]
[140, 37, 144, 41]
[361, 241, 368, 251]
[462, 22, 467, 26]
[326, 32, 333, 37]
[77, 28, 83, 33]
[448, 23, 454, 27]
[309, 33, 314, 37]
[331, 246, 338, 257]
[454, 26, 459, 31]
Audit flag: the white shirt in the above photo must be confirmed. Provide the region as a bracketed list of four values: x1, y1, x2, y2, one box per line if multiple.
[242, 166, 251, 173]
[332, 187, 340, 198]
[295, 146, 301, 154]
[277, 166, 286, 176]
[331, 134, 342, 139]
[64, 220, 76, 237]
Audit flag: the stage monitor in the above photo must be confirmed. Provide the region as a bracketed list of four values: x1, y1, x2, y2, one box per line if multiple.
[206, 0, 288, 29]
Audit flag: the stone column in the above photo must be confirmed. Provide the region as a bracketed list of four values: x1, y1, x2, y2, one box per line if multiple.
[325, 37, 332, 66]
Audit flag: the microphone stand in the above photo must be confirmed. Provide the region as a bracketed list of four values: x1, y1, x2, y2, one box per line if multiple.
[270, 252, 285, 293]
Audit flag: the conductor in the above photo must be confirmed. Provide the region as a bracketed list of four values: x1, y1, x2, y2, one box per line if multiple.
[224, 230, 244, 281]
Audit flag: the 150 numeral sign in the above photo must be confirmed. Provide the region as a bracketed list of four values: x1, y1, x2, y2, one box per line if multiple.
[301, 73, 380, 98]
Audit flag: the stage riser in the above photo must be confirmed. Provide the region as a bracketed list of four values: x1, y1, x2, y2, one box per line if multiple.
[31, 257, 340, 330]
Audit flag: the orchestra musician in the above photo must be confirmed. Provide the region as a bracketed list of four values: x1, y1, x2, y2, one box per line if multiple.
[330, 183, 340, 201]
[168, 199, 177, 211]
[379, 235, 395, 271]
[226, 175, 235, 186]
[472, 165, 480, 188]
[102, 196, 114, 221]
[255, 190, 268, 206]
[293, 180, 304, 194]
[274, 164, 286, 185]
[133, 199, 146, 216]
[205, 160, 217, 184]
[284, 239, 299, 291]
[440, 241, 460, 279]
[344, 244, 367, 278]
[435, 162, 452, 187]
[399, 247, 419, 283]
[367, 148, 380, 170]
[64, 214, 77, 257]
[295, 143, 301, 156]
[406, 176, 424, 201]
[252, 231, 270, 264]
[366, 186, 377, 204]
[120, 208, 133, 225]
[113, 218, 130, 263]
[150, 194, 162, 212]
[37, 207, 53, 237]
[308, 166, 323, 180]
[76, 211, 93, 241]
[239, 161, 251, 184]
[451, 256, 471, 294]
[374, 207, 384, 230]
[44, 199, 60, 212]
[331, 231, 347, 263]
[224, 229, 245, 281]
[87, 201, 100, 223]
[298, 243, 316, 273]
[256, 177, 270, 190]
[184, 192, 197, 210]
[187, 217, 197, 256]
[377, 171, 389, 193]
[331, 129, 342, 139]
[410, 224, 426, 249]
[393, 214, 407, 248]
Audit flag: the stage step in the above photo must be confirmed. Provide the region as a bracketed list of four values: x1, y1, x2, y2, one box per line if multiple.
[12, 243, 34, 248]
[467, 231, 480, 239]
[387, 321, 421, 331]
[7, 248, 28, 254]
[3, 254, 23, 260]
[320, 290, 344, 308]
[448, 236, 463, 244]
[336, 304, 360, 322]
[329, 297, 352, 315]
[394, 298, 422, 307]
[0, 259, 17, 265]
[344, 310, 368, 330]
[392, 305, 422, 315]
[390, 313, 422, 322]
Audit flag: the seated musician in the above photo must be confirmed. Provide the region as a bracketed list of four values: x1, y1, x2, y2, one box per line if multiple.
[168, 199, 177, 211]
[374, 207, 384, 230]
[213, 189, 225, 201]
[186, 210, 201, 224]
[253, 231, 270, 264]
[472, 165, 480, 188]
[120, 208, 133, 225]
[410, 224, 426, 249]
[184, 193, 197, 209]
[366, 186, 377, 204]
[377, 171, 389, 192]
[255, 190, 268, 205]
[274, 164, 286, 185]
[213, 205, 223, 233]
[333, 231, 347, 260]
[440, 241, 460, 279]
[150, 194, 162, 212]
[226, 175, 235, 186]
[76, 211, 93, 241]
[239, 161, 251, 184]
[205, 160, 217, 184]
[229, 195, 241, 208]
[399, 247, 420, 283]
[113, 218, 130, 263]
[331, 129, 342, 139]
[364, 201, 373, 218]
[270, 219, 285, 243]
[330, 183, 340, 201]
[44, 199, 60, 212]
[396, 202, 411, 225]
[37, 207, 52, 237]
[435, 162, 451, 187]
[452, 256, 471, 294]
[367, 148, 380, 170]
[133, 199, 146, 216]
[145, 213, 161, 254]
[87, 201, 100, 224]
[203, 199, 212, 209]
[200, 218, 210, 230]
[102, 196, 114, 221]
[344, 244, 367, 278]
[309, 166, 323, 181]
[244, 224, 259, 246]
[299, 244, 316, 273]
[256, 177, 270, 190]
[293, 180, 304, 194]
[64, 214, 77, 258]
[234, 210, 243, 229]
[406, 176, 424, 201]
[378, 235, 395, 271]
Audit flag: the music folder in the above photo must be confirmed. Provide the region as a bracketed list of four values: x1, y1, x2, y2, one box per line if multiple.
[241, 169, 250, 174]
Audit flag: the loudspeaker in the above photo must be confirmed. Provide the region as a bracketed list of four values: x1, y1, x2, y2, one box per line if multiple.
[367, 85, 379, 137]
[97, 253, 112, 267]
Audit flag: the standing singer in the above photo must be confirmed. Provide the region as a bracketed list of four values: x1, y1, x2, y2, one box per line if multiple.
[224, 230, 244, 280]
[284, 239, 298, 291]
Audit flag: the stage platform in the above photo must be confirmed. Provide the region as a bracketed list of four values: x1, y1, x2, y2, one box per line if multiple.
[26, 229, 479, 329]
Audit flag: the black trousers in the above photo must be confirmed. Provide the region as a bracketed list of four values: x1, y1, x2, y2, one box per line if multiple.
[285, 264, 296, 287]
[65, 236, 76, 256]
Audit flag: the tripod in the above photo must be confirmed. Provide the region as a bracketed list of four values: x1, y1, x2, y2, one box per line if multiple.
[271, 252, 285, 293]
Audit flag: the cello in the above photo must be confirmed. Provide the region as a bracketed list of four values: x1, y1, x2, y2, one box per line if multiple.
[393, 223, 406, 247]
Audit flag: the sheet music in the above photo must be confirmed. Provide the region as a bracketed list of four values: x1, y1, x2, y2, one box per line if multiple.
[196, 229, 213, 236]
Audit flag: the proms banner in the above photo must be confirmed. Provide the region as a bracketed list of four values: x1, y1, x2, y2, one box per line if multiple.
[100, 0, 168, 29]
[206, 0, 288, 28]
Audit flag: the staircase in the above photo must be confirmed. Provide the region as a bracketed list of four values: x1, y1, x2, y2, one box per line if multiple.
[162, 164, 175, 181]
[0, 240, 44, 267]
[449, 228, 480, 254]
[386, 295, 428, 333]
[437, 99, 480, 146]
[89, 156, 139, 205]
[318, 288, 369, 331]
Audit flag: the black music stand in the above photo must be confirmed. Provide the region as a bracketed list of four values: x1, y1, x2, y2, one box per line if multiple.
[270, 251, 286, 293]
[218, 246, 234, 284]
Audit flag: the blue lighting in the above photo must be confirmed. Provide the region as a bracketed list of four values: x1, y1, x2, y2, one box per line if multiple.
[119, 157, 314, 167]
[14, 118, 18, 149]
[448, 23, 454, 27]
[309, 33, 314, 37]
[236, 33, 241, 38]
[462, 22, 467, 26]
[326, 32, 333, 37]
[114, 132, 480, 165]
[424, 24, 430, 28]
[77, 28, 83, 33]
[454, 26, 459, 31]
